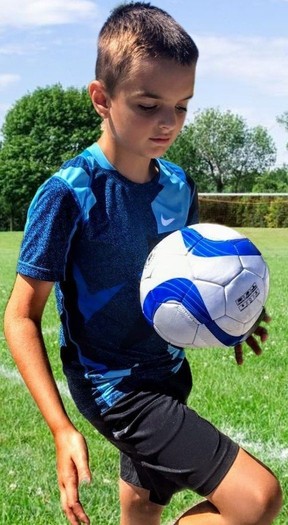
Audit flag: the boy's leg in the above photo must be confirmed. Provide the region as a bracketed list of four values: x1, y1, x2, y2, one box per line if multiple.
[119, 448, 282, 525]
[70, 362, 281, 525]
[174, 448, 282, 525]
[113, 392, 281, 525]
[119, 478, 163, 525]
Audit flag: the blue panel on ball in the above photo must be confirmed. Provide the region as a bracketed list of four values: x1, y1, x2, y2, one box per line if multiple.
[142, 278, 246, 347]
[181, 228, 261, 257]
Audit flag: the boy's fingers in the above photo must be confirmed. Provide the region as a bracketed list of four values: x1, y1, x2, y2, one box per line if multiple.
[60, 479, 90, 525]
[234, 344, 243, 365]
[253, 325, 269, 342]
[75, 450, 92, 486]
[56, 430, 92, 523]
[263, 310, 272, 324]
[245, 335, 262, 356]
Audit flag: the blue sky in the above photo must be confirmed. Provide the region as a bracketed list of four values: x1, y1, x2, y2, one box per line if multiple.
[1, 0, 288, 166]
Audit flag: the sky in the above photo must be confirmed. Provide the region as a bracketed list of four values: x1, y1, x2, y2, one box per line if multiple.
[0, 0, 288, 166]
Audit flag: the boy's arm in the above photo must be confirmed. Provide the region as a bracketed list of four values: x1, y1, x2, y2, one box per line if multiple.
[4, 274, 92, 525]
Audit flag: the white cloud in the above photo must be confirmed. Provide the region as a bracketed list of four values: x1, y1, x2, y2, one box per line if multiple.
[0, 44, 25, 55]
[0, 0, 98, 28]
[216, 104, 288, 166]
[0, 73, 20, 89]
[196, 35, 288, 97]
[0, 42, 45, 55]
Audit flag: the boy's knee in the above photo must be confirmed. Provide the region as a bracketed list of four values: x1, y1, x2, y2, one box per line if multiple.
[259, 477, 282, 523]
[248, 477, 282, 524]
[119, 479, 163, 517]
[210, 455, 283, 525]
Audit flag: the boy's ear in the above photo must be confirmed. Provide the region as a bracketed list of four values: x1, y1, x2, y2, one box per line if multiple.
[88, 81, 111, 118]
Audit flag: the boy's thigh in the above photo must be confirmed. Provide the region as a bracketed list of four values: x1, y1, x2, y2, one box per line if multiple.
[104, 389, 239, 506]
[68, 359, 238, 506]
[206, 448, 282, 523]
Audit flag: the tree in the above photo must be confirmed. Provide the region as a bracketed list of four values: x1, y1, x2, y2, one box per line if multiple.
[277, 112, 288, 152]
[0, 84, 102, 230]
[165, 125, 214, 192]
[167, 108, 277, 192]
[252, 166, 288, 193]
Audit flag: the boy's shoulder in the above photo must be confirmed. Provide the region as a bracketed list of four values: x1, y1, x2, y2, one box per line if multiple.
[48, 144, 109, 205]
[57, 144, 105, 184]
[35, 144, 106, 220]
[158, 158, 187, 181]
[157, 158, 196, 192]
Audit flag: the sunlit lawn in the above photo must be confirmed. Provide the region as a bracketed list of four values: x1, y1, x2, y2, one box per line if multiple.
[0, 229, 287, 524]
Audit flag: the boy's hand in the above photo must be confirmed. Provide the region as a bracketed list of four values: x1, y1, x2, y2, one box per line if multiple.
[234, 309, 271, 365]
[55, 427, 92, 525]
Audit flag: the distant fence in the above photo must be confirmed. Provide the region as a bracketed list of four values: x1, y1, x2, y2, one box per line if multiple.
[1, 193, 288, 231]
[198, 193, 288, 228]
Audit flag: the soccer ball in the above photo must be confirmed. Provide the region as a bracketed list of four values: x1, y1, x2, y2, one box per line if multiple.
[140, 223, 269, 348]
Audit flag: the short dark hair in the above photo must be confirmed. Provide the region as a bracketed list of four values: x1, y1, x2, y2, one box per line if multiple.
[96, 2, 199, 95]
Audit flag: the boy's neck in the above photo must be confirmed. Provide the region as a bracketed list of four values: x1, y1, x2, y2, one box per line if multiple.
[97, 135, 157, 184]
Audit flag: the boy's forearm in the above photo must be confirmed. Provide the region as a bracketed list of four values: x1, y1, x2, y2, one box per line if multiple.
[4, 313, 74, 436]
[5, 306, 92, 525]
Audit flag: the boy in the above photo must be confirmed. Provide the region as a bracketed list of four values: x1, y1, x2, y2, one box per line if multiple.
[4, 3, 282, 525]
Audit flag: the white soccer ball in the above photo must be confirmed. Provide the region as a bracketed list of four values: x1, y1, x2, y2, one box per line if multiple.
[140, 223, 269, 348]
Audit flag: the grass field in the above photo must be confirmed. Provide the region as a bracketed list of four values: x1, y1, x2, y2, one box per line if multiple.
[0, 229, 287, 524]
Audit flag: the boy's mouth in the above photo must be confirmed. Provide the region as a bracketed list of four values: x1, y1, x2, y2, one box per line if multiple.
[150, 137, 171, 144]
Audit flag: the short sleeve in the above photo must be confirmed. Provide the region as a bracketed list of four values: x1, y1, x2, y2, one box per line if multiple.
[17, 176, 81, 282]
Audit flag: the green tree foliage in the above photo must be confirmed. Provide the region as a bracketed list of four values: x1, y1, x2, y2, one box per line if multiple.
[165, 125, 213, 192]
[0, 84, 102, 230]
[277, 112, 288, 149]
[253, 166, 288, 193]
[166, 108, 277, 193]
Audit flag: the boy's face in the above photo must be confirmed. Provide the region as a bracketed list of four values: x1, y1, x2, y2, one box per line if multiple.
[99, 58, 196, 161]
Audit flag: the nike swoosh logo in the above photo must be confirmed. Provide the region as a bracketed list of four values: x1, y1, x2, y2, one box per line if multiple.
[161, 214, 176, 226]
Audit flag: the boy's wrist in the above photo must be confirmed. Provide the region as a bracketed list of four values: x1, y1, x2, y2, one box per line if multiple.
[49, 414, 77, 439]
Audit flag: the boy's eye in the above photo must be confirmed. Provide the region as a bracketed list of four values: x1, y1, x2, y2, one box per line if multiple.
[138, 104, 187, 113]
[138, 104, 158, 112]
[175, 105, 187, 113]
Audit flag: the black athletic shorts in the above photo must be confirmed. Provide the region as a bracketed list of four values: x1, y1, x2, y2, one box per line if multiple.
[66, 358, 239, 505]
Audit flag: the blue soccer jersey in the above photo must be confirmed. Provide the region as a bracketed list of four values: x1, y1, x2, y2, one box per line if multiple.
[18, 143, 199, 413]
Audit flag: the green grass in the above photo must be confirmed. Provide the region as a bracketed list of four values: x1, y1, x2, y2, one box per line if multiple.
[0, 229, 287, 524]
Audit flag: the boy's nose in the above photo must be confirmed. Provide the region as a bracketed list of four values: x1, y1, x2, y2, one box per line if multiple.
[158, 108, 177, 130]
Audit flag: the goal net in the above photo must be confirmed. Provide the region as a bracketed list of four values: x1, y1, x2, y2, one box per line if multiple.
[198, 193, 288, 228]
